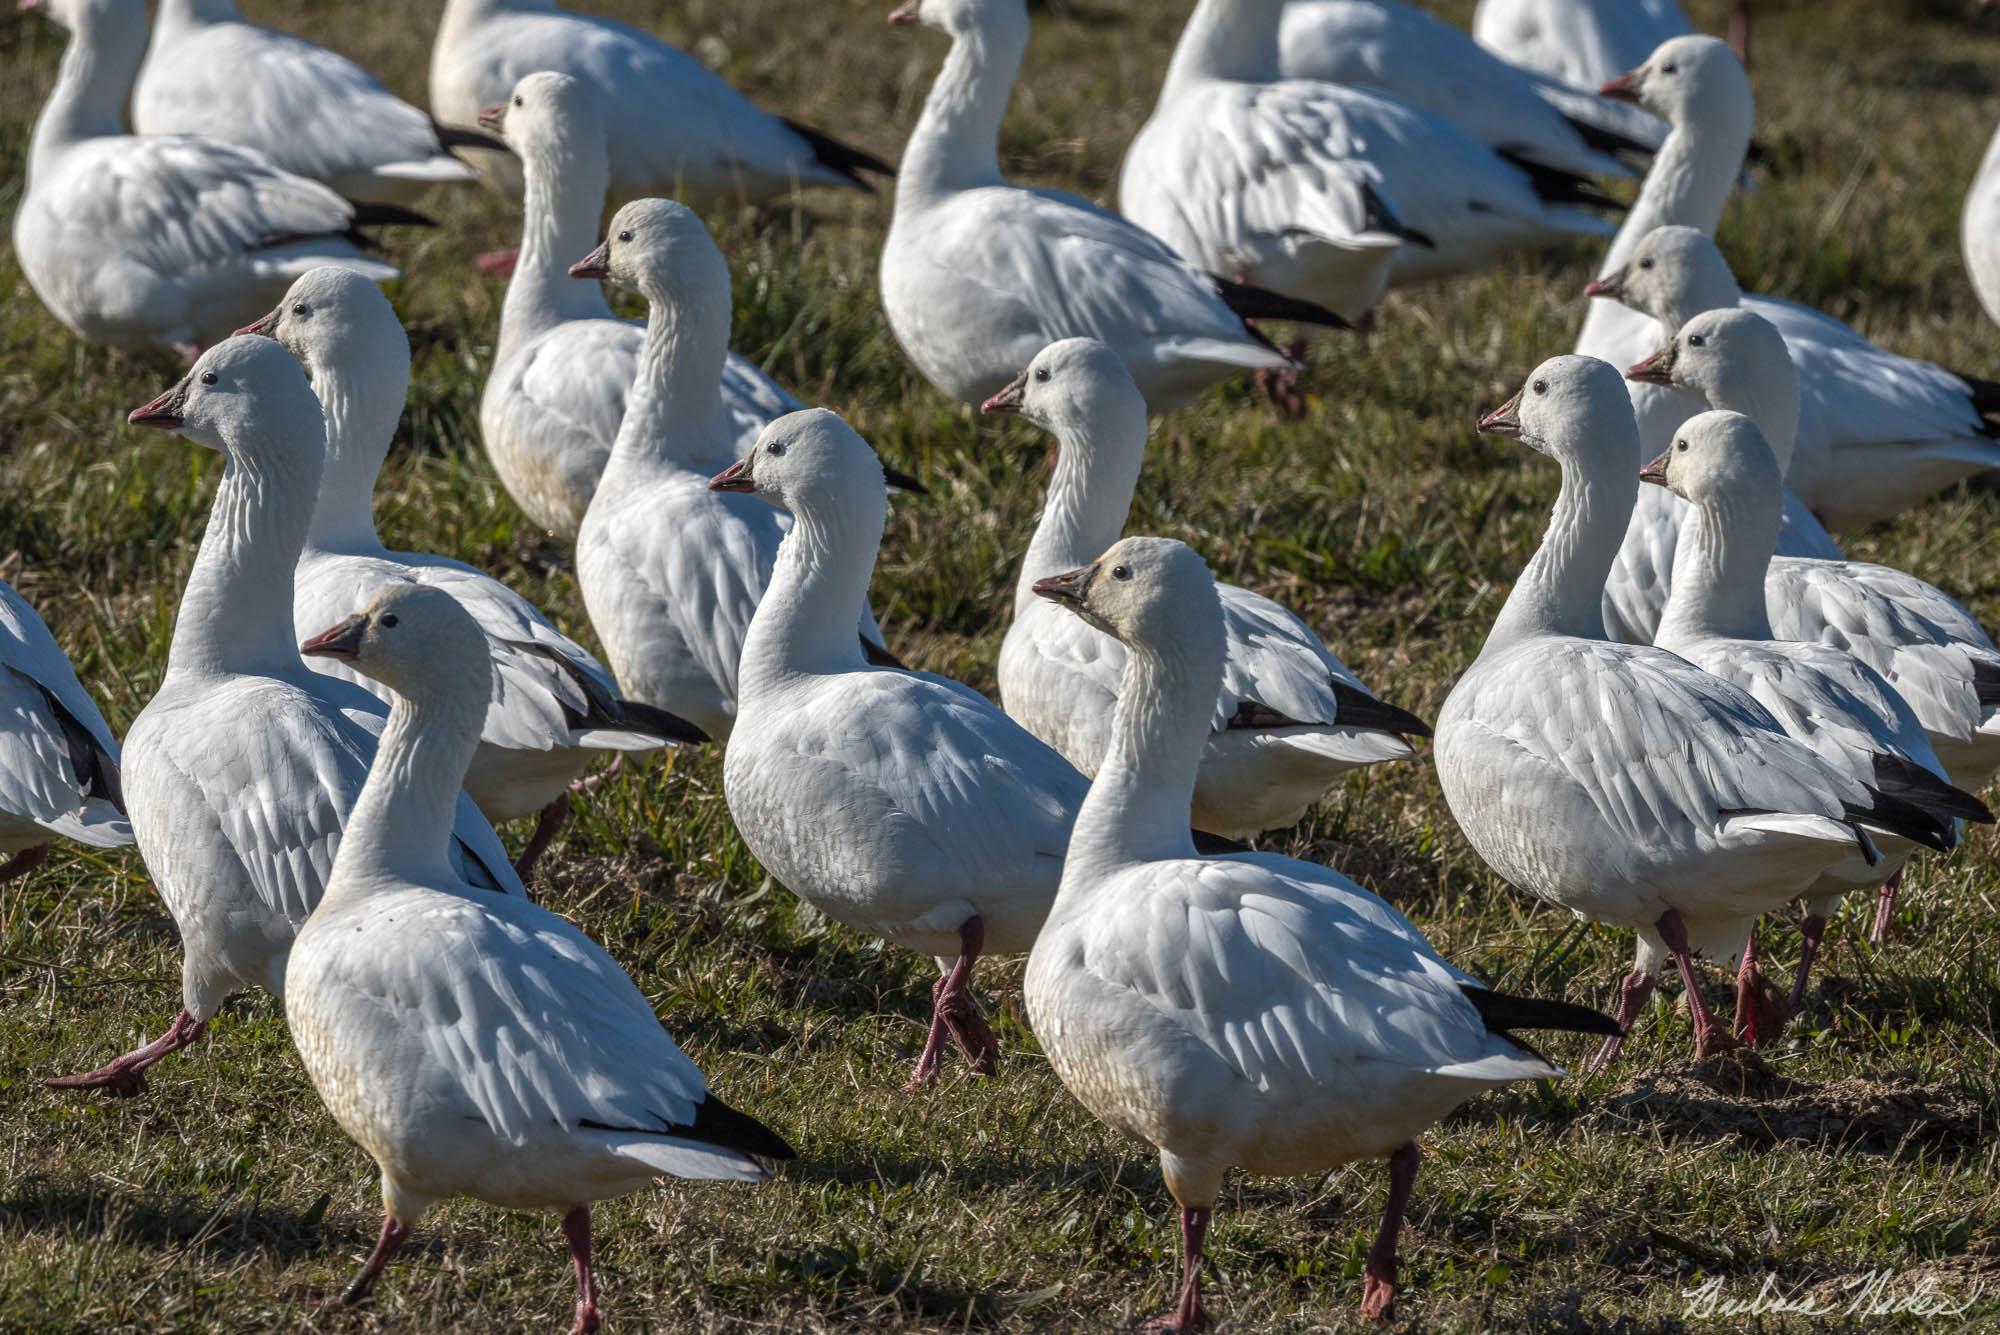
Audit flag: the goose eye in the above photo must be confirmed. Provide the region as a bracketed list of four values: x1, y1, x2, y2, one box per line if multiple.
[1033, 367, 1050, 382]
[291, 302, 308, 317]
[1661, 62, 1677, 74]
[1531, 379, 1547, 394]
[1639, 258, 1654, 270]
[1111, 564, 1132, 581]
[768, 441, 787, 457]
[380, 613, 399, 628]
[513, 95, 523, 107]
[1687, 334, 1705, 348]
[1676, 440, 1689, 452]
[199, 371, 217, 385]
[617, 230, 632, 242]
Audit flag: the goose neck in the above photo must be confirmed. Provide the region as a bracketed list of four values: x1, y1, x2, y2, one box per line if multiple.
[1483, 449, 1635, 650]
[172, 438, 322, 678]
[304, 358, 403, 554]
[739, 494, 883, 692]
[502, 132, 613, 350]
[600, 282, 735, 481]
[896, 15, 1026, 207]
[1161, 0, 1283, 96]
[330, 684, 487, 892]
[31, 15, 144, 170]
[1596, 118, 1746, 278]
[1014, 417, 1144, 617]
[1704, 374, 1801, 479]
[1656, 494, 1777, 647]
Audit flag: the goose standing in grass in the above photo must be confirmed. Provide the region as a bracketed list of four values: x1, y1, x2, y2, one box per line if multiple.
[1473, 0, 1693, 90]
[45, 339, 523, 1099]
[1433, 356, 1950, 1068]
[429, 0, 890, 201]
[716, 409, 1088, 1087]
[0, 579, 131, 884]
[880, 0, 1350, 409]
[574, 202, 902, 743]
[247, 268, 707, 878]
[289, 583, 792, 1333]
[986, 339, 1429, 840]
[1024, 536, 1619, 1328]
[133, 0, 499, 205]
[1593, 225, 2000, 532]
[1642, 410, 1990, 1017]
[1628, 307, 2000, 799]
[1964, 120, 2000, 331]
[1121, 0, 1622, 317]
[14, 0, 425, 359]
[479, 72, 801, 540]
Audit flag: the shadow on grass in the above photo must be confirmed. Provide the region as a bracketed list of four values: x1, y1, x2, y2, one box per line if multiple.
[0, 1177, 345, 1266]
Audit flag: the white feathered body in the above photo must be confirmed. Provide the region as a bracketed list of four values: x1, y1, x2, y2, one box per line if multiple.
[1964, 122, 2000, 331]
[1472, 0, 1692, 88]
[0, 582, 129, 854]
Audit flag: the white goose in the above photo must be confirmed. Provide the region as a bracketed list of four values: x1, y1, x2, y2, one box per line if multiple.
[1964, 120, 2000, 331]
[880, 0, 1349, 409]
[1120, 0, 1621, 316]
[1024, 535, 1618, 1329]
[717, 408, 1088, 1087]
[0, 578, 131, 883]
[44, 339, 523, 1100]
[479, 72, 801, 540]
[1472, 0, 1693, 90]
[429, 0, 889, 202]
[987, 338, 1429, 839]
[574, 201, 901, 743]
[289, 582, 791, 1333]
[1434, 356, 1939, 1067]
[14, 0, 420, 358]
[134, 0, 495, 206]
[247, 268, 706, 876]
[1593, 224, 2000, 533]
[1628, 306, 2000, 799]
[1644, 410, 1988, 1015]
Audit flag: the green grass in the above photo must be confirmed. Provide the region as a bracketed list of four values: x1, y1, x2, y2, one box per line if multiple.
[5, 0, 2000, 1329]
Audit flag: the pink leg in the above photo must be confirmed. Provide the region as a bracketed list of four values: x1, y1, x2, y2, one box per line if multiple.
[475, 248, 520, 278]
[1656, 909, 1738, 1059]
[1728, 1, 1750, 66]
[44, 1009, 207, 1097]
[903, 916, 996, 1089]
[562, 1206, 601, 1335]
[332, 1215, 411, 1307]
[1359, 1142, 1421, 1324]
[1789, 912, 1829, 1012]
[0, 842, 50, 885]
[568, 754, 624, 798]
[1733, 926, 1791, 1047]
[1870, 867, 1905, 946]
[514, 793, 570, 880]
[1582, 967, 1654, 1076]
[1142, 1205, 1213, 1332]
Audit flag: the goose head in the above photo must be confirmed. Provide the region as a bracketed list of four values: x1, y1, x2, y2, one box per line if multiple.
[1599, 35, 1752, 136]
[982, 338, 1145, 439]
[128, 336, 324, 462]
[238, 267, 408, 393]
[1629, 307, 1798, 473]
[1479, 354, 1639, 474]
[711, 408, 890, 522]
[480, 70, 601, 169]
[1032, 535, 1223, 661]
[570, 197, 730, 313]
[21, 0, 143, 34]
[301, 580, 491, 704]
[1585, 225, 1741, 327]
[1640, 409, 1782, 517]
[889, 0, 1028, 43]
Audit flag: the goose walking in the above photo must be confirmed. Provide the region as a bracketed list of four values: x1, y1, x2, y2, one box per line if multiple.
[1472, 0, 1693, 90]
[134, 0, 498, 205]
[0, 579, 132, 884]
[881, 0, 1349, 409]
[45, 339, 522, 1099]
[246, 268, 706, 877]
[479, 73, 801, 540]
[429, 0, 889, 202]
[289, 583, 792, 1333]
[988, 338, 1429, 839]
[1434, 356, 1949, 1067]
[716, 409, 1088, 1087]
[1024, 535, 1619, 1328]
[14, 0, 425, 359]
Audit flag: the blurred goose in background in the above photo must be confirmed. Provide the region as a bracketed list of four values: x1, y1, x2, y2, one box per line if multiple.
[716, 409, 1088, 1088]
[289, 583, 791, 1333]
[1628, 307, 2000, 800]
[1644, 410, 1990, 1017]
[1024, 535, 1618, 1328]
[1473, 0, 1693, 90]
[45, 339, 523, 1100]
[0, 579, 131, 884]
[14, 0, 424, 359]
[429, 0, 890, 201]
[1120, 0, 1622, 314]
[1963, 119, 2000, 331]
[134, 0, 499, 205]
[881, 0, 1349, 409]
[247, 268, 706, 878]
[479, 73, 801, 540]
[1594, 226, 2000, 533]
[987, 338, 1429, 840]
[1435, 356, 1950, 1068]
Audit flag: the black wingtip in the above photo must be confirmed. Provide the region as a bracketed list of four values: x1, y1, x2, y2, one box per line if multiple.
[778, 116, 894, 190]
[1460, 985, 1623, 1038]
[1868, 752, 1994, 826]
[861, 635, 907, 670]
[1846, 792, 1955, 856]
[1358, 181, 1435, 249]
[1191, 828, 1251, 855]
[627, 1093, 797, 1163]
[348, 201, 438, 230]
[1957, 369, 2000, 419]
[1328, 680, 1432, 739]
[1559, 113, 1658, 163]
[1210, 274, 1352, 332]
[433, 119, 513, 157]
[612, 699, 711, 746]
[882, 461, 928, 495]
[1976, 657, 2000, 709]
[1494, 149, 1628, 213]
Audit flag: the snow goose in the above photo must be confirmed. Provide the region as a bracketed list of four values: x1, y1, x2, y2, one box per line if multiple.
[715, 408, 1088, 1086]
[1472, 0, 1693, 91]
[44, 338, 523, 1099]
[244, 268, 706, 876]
[986, 338, 1429, 839]
[573, 201, 900, 742]
[1024, 535, 1618, 1327]
[1964, 120, 2000, 331]
[289, 582, 792, 1330]
[1433, 355, 1947, 1066]
[1274, 0, 1665, 180]
[880, 0, 1349, 409]
[1120, 0, 1622, 314]
[1644, 410, 1990, 1015]
[429, 0, 889, 203]
[479, 72, 802, 540]
[1627, 305, 2000, 797]
[134, 0, 498, 206]
[13, 0, 423, 358]
[0, 578, 132, 884]
[1592, 225, 2000, 531]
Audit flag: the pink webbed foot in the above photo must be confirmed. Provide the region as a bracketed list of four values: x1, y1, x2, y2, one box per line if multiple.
[44, 1009, 207, 1098]
[1789, 912, 1829, 1013]
[514, 792, 570, 881]
[1733, 928, 1792, 1047]
[0, 842, 50, 885]
[1359, 1143, 1421, 1325]
[1870, 867, 1905, 946]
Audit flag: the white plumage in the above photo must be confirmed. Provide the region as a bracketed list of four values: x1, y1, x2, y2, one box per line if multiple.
[1473, 0, 1693, 89]
[1964, 119, 2000, 332]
